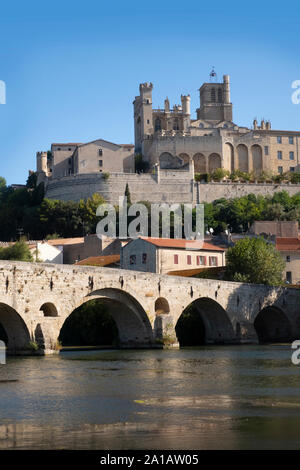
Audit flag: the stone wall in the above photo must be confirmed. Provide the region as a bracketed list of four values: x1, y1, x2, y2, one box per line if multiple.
[195, 181, 300, 203]
[45, 172, 300, 205]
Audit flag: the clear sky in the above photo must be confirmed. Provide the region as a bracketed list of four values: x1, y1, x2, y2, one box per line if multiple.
[0, 0, 299, 184]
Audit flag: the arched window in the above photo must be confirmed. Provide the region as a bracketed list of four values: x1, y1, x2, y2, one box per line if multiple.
[155, 118, 161, 132]
[218, 87, 222, 103]
[211, 88, 216, 102]
[173, 118, 179, 130]
[199, 123, 204, 129]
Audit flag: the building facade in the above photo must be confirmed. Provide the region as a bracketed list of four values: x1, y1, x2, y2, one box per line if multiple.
[37, 139, 135, 184]
[133, 75, 300, 175]
[121, 237, 226, 274]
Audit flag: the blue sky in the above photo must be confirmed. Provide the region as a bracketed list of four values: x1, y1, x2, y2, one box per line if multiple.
[0, 0, 299, 184]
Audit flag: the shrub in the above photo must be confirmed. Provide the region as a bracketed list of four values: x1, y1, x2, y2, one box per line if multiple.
[290, 172, 300, 184]
[27, 341, 39, 351]
[210, 168, 230, 182]
[102, 172, 110, 180]
[194, 173, 210, 182]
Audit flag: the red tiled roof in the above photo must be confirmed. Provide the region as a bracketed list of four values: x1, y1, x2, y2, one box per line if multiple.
[167, 267, 226, 277]
[139, 237, 225, 251]
[75, 255, 120, 267]
[276, 237, 300, 251]
[47, 237, 84, 246]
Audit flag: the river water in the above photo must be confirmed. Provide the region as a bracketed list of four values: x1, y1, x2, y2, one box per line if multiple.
[0, 345, 300, 450]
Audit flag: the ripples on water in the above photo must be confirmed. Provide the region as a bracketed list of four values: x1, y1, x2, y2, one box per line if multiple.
[0, 345, 300, 449]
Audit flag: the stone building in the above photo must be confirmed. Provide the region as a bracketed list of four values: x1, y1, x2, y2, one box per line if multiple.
[121, 237, 226, 274]
[36, 72, 300, 204]
[37, 139, 135, 184]
[276, 237, 300, 284]
[134, 74, 300, 175]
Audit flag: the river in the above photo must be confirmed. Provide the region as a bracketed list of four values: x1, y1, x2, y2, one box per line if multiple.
[0, 345, 299, 450]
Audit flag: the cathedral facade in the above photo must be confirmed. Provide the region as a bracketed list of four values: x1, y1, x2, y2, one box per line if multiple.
[133, 75, 300, 175]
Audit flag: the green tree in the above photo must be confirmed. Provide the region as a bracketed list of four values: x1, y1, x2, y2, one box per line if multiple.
[26, 172, 37, 189]
[0, 177, 6, 189]
[225, 237, 285, 285]
[0, 240, 33, 262]
[125, 183, 132, 205]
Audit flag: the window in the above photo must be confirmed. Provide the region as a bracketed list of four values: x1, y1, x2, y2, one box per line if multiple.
[155, 118, 161, 132]
[209, 256, 218, 267]
[218, 87, 222, 103]
[68, 158, 72, 165]
[142, 253, 147, 264]
[57, 147, 61, 151]
[197, 255, 206, 266]
[99, 149, 103, 156]
[129, 255, 136, 265]
[187, 255, 191, 265]
[173, 118, 179, 131]
[289, 136, 294, 145]
[277, 151, 282, 160]
[68, 147, 72, 151]
[147, 119, 150, 124]
[264, 146, 269, 155]
[286, 256, 291, 262]
[199, 123, 204, 129]
[290, 167, 295, 172]
[99, 160, 103, 167]
[174, 254, 178, 264]
[278, 166, 283, 174]
[286, 271, 292, 283]
[289, 151, 294, 160]
[277, 136, 282, 144]
[211, 88, 216, 102]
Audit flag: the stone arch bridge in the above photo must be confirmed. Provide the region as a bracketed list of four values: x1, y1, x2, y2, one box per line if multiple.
[0, 260, 300, 354]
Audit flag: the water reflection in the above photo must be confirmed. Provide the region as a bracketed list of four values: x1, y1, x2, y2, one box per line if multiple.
[0, 345, 299, 449]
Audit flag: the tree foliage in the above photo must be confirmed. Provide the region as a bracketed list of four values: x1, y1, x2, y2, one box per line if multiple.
[225, 237, 285, 285]
[0, 240, 33, 261]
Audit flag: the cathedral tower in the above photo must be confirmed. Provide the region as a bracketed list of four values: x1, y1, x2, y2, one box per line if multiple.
[196, 74, 233, 122]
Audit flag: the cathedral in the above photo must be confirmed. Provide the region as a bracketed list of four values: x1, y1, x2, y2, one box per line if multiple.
[133, 73, 299, 175]
[36, 72, 300, 203]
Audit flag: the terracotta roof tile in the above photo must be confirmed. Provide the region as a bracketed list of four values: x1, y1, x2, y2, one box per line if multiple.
[276, 237, 300, 251]
[75, 255, 120, 267]
[47, 237, 84, 246]
[139, 237, 225, 251]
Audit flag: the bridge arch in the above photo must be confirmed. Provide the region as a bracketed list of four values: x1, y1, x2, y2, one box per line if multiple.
[62, 288, 155, 348]
[40, 302, 58, 317]
[155, 297, 170, 315]
[175, 297, 235, 346]
[254, 306, 293, 343]
[0, 303, 31, 353]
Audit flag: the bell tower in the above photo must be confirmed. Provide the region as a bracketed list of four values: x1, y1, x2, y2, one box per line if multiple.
[196, 72, 233, 123]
